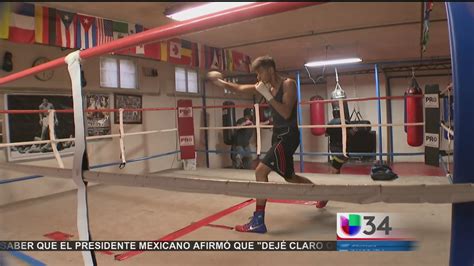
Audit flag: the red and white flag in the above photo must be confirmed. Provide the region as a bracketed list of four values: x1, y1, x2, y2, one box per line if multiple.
[9, 3, 35, 43]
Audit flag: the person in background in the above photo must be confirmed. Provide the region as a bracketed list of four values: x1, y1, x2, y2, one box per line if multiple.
[231, 108, 255, 169]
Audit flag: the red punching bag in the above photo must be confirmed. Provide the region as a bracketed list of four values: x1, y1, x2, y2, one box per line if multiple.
[405, 77, 424, 147]
[310, 95, 325, 136]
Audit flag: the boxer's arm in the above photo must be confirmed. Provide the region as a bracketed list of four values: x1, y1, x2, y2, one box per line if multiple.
[212, 78, 256, 92]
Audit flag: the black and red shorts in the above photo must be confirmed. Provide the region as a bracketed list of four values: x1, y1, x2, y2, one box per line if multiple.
[261, 127, 300, 180]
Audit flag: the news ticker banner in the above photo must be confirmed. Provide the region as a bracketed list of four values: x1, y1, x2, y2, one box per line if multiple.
[0, 240, 417, 252]
[0, 241, 336, 252]
[1, 213, 417, 252]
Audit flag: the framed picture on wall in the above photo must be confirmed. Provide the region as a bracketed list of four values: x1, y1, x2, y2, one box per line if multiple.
[86, 93, 111, 136]
[114, 93, 142, 124]
[5, 94, 75, 162]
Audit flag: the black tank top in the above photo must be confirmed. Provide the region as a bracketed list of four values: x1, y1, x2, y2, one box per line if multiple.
[270, 79, 298, 129]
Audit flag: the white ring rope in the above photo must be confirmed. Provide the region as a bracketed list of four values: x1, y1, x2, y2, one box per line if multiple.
[439, 82, 453, 96]
[48, 110, 64, 169]
[440, 122, 454, 137]
[119, 108, 126, 167]
[446, 85, 453, 176]
[254, 103, 262, 156]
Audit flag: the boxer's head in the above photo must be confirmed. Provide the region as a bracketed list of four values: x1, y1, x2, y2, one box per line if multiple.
[251, 55, 276, 84]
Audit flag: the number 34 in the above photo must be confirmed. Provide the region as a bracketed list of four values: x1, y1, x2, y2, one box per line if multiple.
[363, 216, 393, 235]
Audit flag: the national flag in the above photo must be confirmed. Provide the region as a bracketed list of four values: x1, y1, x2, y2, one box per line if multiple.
[76, 14, 97, 49]
[191, 42, 199, 67]
[0, 3, 11, 39]
[56, 10, 77, 48]
[244, 55, 251, 72]
[168, 38, 181, 63]
[160, 41, 168, 62]
[142, 40, 168, 62]
[112, 21, 128, 40]
[206, 46, 224, 71]
[35, 5, 56, 45]
[167, 38, 195, 66]
[181, 39, 194, 66]
[224, 49, 234, 72]
[114, 23, 144, 55]
[197, 43, 205, 69]
[144, 42, 161, 60]
[112, 21, 132, 54]
[232, 50, 251, 73]
[9, 3, 35, 43]
[96, 18, 113, 45]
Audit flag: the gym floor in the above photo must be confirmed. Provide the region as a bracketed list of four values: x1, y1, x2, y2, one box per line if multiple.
[1, 164, 451, 266]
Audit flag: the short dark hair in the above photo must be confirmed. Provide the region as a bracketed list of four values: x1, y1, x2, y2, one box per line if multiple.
[243, 108, 253, 117]
[251, 55, 276, 71]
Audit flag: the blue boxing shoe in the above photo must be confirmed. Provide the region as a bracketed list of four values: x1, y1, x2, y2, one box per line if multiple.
[235, 211, 267, 233]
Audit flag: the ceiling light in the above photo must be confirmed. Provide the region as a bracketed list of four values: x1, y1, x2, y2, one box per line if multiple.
[304, 58, 362, 67]
[166, 2, 256, 21]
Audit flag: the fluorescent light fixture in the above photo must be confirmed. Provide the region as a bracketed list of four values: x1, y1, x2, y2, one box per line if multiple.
[304, 58, 362, 67]
[167, 2, 256, 21]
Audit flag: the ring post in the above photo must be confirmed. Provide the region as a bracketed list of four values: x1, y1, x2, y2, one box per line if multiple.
[375, 64, 383, 162]
[65, 51, 96, 266]
[446, 2, 474, 265]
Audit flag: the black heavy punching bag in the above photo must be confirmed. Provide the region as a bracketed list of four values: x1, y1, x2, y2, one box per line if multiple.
[223, 101, 236, 145]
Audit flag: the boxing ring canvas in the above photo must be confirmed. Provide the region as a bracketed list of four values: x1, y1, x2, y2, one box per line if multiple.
[4, 94, 75, 161]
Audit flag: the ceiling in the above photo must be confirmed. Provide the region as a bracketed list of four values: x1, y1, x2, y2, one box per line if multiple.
[38, 2, 450, 71]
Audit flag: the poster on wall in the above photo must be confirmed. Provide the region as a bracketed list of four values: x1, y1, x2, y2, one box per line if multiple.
[86, 94, 111, 136]
[114, 93, 142, 124]
[5, 94, 75, 162]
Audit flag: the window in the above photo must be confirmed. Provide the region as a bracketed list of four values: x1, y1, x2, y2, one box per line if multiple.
[100, 57, 137, 89]
[175, 67, 187, 92]
[175, 67, 199, 94]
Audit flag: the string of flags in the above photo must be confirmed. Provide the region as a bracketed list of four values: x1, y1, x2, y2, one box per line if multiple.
[0, 2, 251, 72]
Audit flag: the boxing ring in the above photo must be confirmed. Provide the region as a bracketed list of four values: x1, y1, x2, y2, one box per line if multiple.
[0, 2, 473, 266]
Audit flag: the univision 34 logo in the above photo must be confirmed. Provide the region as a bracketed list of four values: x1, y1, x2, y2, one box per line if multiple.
[337, 213, 404, 240]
